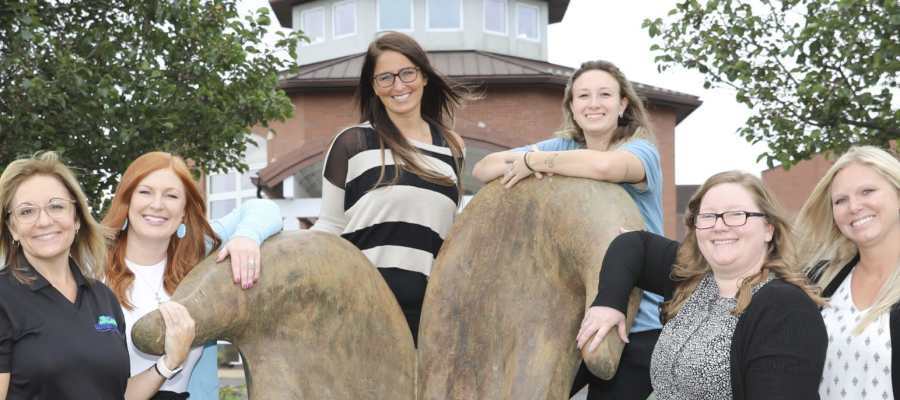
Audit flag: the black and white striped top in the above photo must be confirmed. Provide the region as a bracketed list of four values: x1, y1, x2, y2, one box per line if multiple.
[311, 122, 462, 276]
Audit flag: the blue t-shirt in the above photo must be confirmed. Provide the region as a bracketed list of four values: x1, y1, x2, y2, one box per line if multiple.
[512, 137, 665, 333]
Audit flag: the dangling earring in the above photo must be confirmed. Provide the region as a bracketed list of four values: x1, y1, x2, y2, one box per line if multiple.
[11, 239, 18, 249]
[121, 218, 128, 231]
[176, 223, 187, 239]
[617, 110, 629, 127]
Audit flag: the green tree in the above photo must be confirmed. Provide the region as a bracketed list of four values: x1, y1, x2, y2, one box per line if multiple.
[0, 0, 305, 213]
[645, 0, 899, 167]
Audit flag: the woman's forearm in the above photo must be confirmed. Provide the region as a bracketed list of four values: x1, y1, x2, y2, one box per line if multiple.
[472, 151, 519, 183]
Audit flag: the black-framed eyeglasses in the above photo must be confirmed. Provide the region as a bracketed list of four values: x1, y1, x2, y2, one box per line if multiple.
[693, 211, 766, 230]
[373, 67, 420, 88]
[7, 198, 77, 225]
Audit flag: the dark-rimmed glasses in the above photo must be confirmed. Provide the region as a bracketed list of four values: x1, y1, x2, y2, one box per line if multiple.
[693, 211, 766, 230]
[373, 67, 420, 88]
[7, 198, 77, 224]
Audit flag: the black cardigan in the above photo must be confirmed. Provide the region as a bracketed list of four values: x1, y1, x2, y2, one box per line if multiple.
[815, 255, 900, 395]
[592, 231, 827, 400]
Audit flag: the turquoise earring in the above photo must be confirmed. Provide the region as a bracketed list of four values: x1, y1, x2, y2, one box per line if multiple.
[176, 223, 186, 239]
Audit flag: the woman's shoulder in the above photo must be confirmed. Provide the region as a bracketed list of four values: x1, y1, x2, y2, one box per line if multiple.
[750, 279, 820, 311]
[328, 123, 379, 154]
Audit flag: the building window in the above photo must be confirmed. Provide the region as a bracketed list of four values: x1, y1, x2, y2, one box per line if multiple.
[333, 1, 357, 39]
[515, 3, 539, 41]
[300, 7, 325, 45]
[207, 167, 263, 220]
[426, 0, 461, 30]
[377, 0, 413, 31]
[484, 0, 507, 35]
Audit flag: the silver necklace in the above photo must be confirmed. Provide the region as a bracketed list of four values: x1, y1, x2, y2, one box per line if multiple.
[133, 267, 167, 305]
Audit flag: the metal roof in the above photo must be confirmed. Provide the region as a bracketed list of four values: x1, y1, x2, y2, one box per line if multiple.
[279, 50, 702, 122]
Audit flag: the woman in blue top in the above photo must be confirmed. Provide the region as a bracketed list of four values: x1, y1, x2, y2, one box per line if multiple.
[472, 60, 664, 400]
[102, 152, 282, 400]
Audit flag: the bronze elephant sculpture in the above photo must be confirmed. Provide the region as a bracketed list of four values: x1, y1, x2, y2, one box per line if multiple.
[131, 230, 416, 399]
[133, 177, 644, 399]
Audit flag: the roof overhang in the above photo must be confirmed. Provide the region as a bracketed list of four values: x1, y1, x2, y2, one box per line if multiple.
[270, 0, 570, 28]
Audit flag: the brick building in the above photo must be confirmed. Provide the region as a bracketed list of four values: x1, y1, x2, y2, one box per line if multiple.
[206, 0, 702, 235]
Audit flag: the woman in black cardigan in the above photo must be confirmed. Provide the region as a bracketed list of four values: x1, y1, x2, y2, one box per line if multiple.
[795, 146, 900, 400]
[576, 170, 827, 400]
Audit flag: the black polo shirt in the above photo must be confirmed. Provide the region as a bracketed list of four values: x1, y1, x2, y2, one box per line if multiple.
[0, 256, 129, 399]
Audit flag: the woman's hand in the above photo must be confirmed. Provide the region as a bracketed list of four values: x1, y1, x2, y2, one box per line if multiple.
[502, 146, 546, 188]
[576, 306, 629, 353]
[216, 236, 261, 289]
[159, 302, 196, 370]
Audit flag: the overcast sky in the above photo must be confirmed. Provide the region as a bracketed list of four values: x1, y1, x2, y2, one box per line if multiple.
[239, 0, 772, 184]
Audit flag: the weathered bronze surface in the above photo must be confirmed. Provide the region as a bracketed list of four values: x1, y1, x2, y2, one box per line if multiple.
[131, 231, 416, 400]
[418, 177, 644, 399]
[132, 177, 644, 399]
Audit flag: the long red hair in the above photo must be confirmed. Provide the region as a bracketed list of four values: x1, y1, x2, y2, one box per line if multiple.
[102, 152, 221, 309]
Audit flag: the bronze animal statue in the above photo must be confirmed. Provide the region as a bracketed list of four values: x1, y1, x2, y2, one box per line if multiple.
[131, 231, 416, 400]
[417, 177, 644, 399]
[133, 177, 643, 399]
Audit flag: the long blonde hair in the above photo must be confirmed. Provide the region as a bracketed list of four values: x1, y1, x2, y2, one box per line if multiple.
[662, 170, 824, 322]
[0, 152, 109, 283]
[796, 145, 900, 334]
[555, 60, 654, 149]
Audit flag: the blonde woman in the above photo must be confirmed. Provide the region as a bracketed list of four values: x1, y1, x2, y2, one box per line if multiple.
[577, 171, 827, 399]
[795, 146, 900, 400]
[473, 60, 663, 399]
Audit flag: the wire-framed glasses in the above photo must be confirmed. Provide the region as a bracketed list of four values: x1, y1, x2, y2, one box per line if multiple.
[7, 198, 77, 224]
[693, 211, 766, 230]
[373, 67, 420, 88]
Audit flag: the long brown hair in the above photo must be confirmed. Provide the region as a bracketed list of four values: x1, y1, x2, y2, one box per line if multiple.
[102, 152, 222, 310]
[0, 152, 108, 283]
[662, 170, 823, 322]
[356, 31, 465, 189]
[556, 60, 653, 149]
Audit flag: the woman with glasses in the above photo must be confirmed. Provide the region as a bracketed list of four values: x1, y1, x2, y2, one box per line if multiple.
[576, 170, 827, 399]
[0, 152, 127, 398]
[311, 32, 466, 343]
[794, 146, 900, 400]
[102, 152, 282, 400]
[472, 60, 663, 399]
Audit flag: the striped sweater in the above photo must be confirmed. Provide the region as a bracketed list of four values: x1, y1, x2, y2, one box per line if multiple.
[311, 122, 462, 276]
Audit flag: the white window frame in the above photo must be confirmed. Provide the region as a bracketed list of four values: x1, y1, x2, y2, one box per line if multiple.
[515, 2, 540, 42]
[300, 6, 326, 46]
[332, 0, 357, 40]
[483, 0, 508, 36]
[425, 0, 463, 31]
[376, 0, 414, 32]
[206, 163, 266, 220]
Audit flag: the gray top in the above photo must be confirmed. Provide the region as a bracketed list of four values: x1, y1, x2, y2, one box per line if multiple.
[650, 272, 773, 399]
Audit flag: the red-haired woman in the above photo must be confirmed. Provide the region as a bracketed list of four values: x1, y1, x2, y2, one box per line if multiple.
[102, 152, 282, 400]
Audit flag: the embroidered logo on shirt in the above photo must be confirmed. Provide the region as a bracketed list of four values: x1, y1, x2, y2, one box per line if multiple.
[95, 315, 118, 332]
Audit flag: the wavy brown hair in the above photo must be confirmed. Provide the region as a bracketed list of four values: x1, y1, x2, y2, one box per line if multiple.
[102, 152, 221, 310]
[357, 31, 466, 189]
[662, 170, 824, 322]
[556, 60, 653, 149]
[0, 152, 109, 284]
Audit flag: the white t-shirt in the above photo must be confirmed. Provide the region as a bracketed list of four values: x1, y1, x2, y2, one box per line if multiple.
[820, 270, 893, 400]
[123, 259, 203, 393]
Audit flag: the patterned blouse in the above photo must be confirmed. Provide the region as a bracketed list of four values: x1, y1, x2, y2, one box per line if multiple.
[651, 272, 773, 399]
